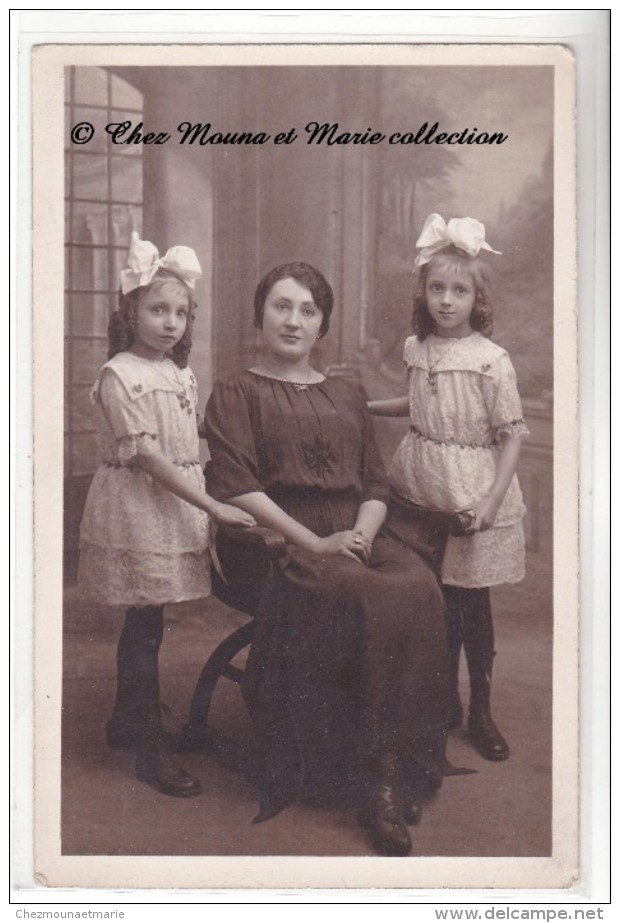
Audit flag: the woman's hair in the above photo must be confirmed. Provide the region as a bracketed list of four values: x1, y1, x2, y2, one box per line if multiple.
[253, 261, 334, 338]
[108, 270, 197, 368]
[412, 246, 494, 340]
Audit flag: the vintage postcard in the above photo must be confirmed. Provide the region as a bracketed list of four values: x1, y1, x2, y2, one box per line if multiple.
[28, 41, 579, 892]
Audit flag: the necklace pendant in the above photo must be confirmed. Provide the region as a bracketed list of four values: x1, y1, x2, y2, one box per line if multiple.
[176, 386, 192, 413]
[292, 383, 309, 392]
[426, 372, 438, 395]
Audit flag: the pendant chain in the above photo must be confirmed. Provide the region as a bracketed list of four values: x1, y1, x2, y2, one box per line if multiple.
[426, 338, 458, 395]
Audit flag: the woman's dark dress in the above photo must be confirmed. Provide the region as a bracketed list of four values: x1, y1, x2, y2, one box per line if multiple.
[205, 371, 448, 812]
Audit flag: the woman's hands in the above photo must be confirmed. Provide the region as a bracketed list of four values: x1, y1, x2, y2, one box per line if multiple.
[211, 502, 256, 529]
[314, 530, 372, 565]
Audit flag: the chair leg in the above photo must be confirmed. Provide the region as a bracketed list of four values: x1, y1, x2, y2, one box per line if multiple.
[182, 620, 255, 750]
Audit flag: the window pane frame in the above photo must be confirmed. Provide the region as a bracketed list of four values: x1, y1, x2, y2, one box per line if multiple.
[65, 66, 143, 479]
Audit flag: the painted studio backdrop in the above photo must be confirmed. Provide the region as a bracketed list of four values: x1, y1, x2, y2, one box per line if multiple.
[62, 63, 553, 857]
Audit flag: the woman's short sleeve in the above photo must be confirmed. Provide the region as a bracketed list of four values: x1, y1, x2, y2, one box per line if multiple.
[98, 369, 159, 463]
[203, 378, 265, 501]
[481, 353, 530, 440]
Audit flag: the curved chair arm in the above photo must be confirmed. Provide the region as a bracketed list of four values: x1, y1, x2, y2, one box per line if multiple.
[216, 524, 287, 559]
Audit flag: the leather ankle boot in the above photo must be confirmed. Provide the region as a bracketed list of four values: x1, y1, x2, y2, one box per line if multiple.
[468, 705, 510, 762]
[460, 588, 510, 761]
[135, 747, 202, 798]
[135, 714, 202, 798]
[360, 753, 412, 857]
[402, 800, 423, 826]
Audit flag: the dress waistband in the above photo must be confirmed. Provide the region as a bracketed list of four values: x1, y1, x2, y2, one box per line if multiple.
[409, 424, 494, 450]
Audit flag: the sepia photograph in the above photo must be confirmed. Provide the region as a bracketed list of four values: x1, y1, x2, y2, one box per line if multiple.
[30, 41, 579, 891]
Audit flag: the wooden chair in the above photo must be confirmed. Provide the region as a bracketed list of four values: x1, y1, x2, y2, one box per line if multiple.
[181, 524, 286, 752]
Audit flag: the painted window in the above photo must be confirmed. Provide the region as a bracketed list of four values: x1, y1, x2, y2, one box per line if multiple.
[64, 66, 143, 477]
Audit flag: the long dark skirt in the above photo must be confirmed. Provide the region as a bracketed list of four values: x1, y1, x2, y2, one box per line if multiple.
[240, 492, 450, 816]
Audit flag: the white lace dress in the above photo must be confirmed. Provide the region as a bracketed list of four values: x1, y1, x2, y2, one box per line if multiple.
[389, 333, 529, 588]
[78, 351, 211, 606]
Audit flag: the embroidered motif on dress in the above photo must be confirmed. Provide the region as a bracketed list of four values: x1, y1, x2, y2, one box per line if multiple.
[301, 434, 337, 479]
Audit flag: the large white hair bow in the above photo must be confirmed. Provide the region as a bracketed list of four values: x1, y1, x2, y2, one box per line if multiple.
[413, 213, 500, 270]
[120, 231, 202, 294]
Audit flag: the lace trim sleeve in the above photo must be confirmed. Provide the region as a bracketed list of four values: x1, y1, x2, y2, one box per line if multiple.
[495, 420, 530, 440]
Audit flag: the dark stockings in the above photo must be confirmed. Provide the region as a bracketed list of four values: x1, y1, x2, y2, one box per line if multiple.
[108, 606, 202, 797]
[107, 606, 164, 749]
[443, 586, 510, 761]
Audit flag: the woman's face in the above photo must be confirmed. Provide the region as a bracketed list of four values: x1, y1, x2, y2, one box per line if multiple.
[260, 277, 324, 363]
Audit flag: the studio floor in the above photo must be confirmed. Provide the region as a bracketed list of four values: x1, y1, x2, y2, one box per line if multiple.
[61, 547, 552, 861]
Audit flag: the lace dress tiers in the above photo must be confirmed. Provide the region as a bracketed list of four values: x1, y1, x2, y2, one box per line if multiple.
[390, 333, 529, 587]
[78, 351, 210, 606]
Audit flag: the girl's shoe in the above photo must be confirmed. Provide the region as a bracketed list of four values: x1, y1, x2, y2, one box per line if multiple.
[468, 708, 510, 761]
[135, 747, 202, 798]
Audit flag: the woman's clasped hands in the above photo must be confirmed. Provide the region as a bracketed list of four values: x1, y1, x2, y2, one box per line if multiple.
[313, 530, 373, 565]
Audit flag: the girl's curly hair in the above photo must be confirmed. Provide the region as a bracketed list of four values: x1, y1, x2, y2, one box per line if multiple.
[108, 270, 197, 368]
[412, 246, 494, 341]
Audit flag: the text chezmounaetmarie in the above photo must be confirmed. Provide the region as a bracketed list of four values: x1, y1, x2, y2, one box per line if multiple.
[97, 119, 508, 147]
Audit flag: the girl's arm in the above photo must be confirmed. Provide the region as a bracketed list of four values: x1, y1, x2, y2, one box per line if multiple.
[367, 396, 409, 417]
[135, 450, 256, 528]
[353, 498, 388, 541]
[227, 491, 373, 564]
[474, 433, 523, 531]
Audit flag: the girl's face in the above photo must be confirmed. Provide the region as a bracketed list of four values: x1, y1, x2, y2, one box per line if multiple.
[132, 279, 190, 360]
[425, 263, 476, 338]
[260, 277, 323, 364]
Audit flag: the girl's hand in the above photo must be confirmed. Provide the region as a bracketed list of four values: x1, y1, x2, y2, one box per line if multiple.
[314, 531, 370, 564]
[473, 494, 502, 532]
[212, 502, 256, 529]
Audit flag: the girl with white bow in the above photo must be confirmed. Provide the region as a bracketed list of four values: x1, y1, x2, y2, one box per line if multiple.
[78, 233, 255, 798]
[369, 214, 528, 763]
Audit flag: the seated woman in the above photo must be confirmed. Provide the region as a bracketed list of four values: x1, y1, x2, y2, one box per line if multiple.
[204, 262, 449, 857]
